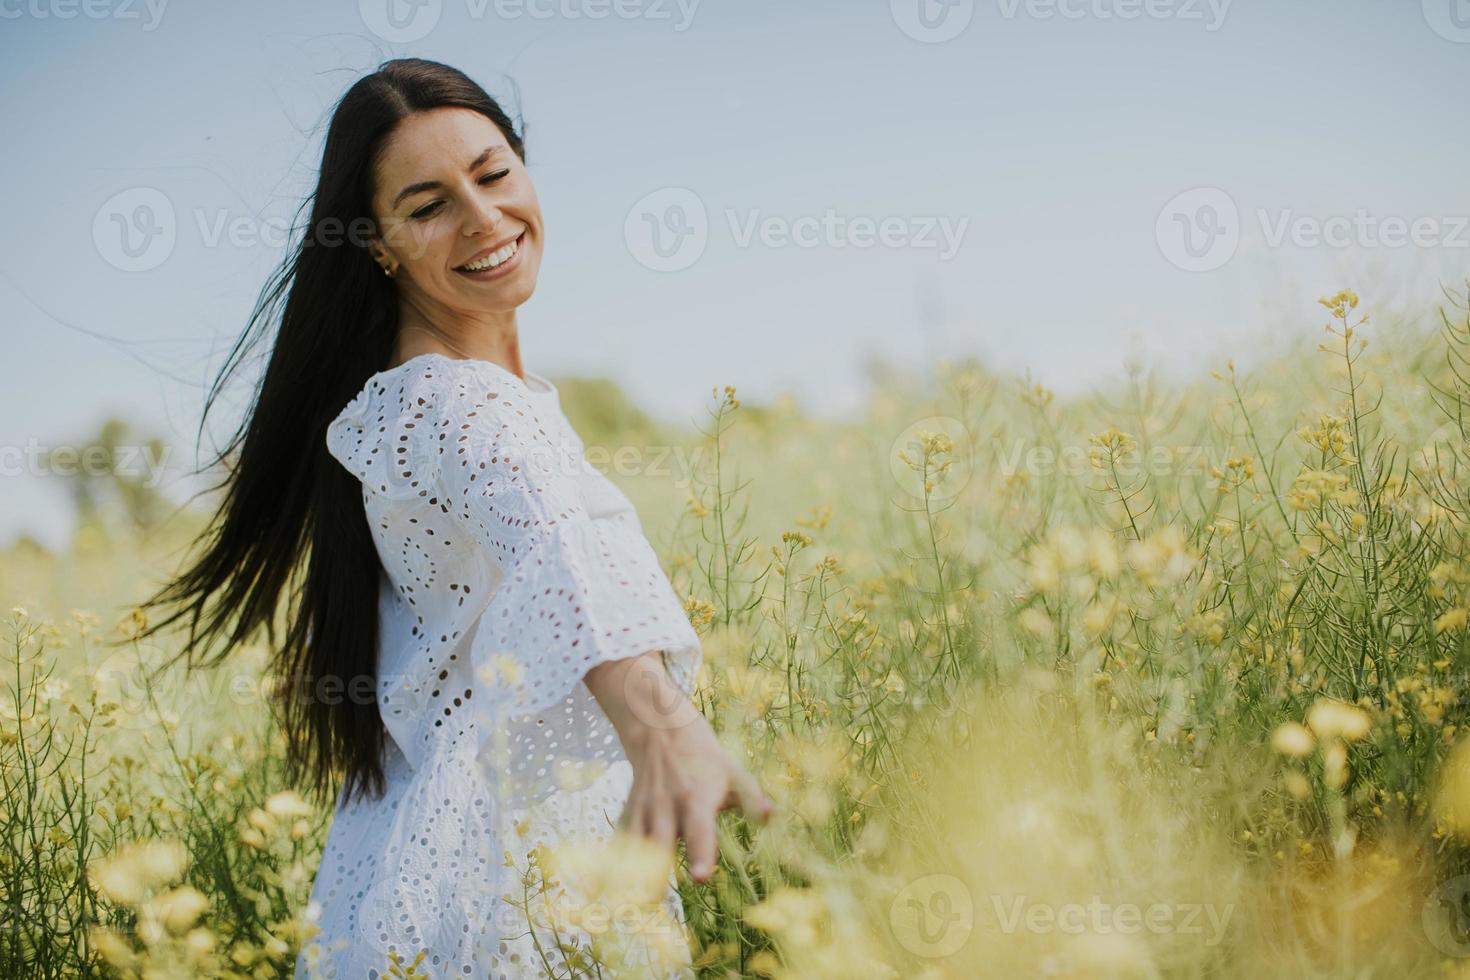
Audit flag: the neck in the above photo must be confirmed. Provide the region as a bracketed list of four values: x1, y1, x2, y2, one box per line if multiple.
[390, 300, 524, 379]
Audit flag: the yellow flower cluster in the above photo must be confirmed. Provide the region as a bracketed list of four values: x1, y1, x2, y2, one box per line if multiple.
[1271, 698, 1373, 795]
[1318, 289, 1360, 320]
[1025, 526, 1123, 594]
[1086, 427, 1137, 469]
[796, 503, 832, 529]
[709, 384, 741, 410]
[86, 838, 221, 973]
[896, 431, 958, 496]
[1286, 468, 1356, 511]
[684, 594, 716, 631]
[1211, 454, 1255, 494]
[1296, 414, 1357, 463]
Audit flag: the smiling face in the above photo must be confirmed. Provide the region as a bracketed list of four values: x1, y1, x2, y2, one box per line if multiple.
[368, 107, 542, 316]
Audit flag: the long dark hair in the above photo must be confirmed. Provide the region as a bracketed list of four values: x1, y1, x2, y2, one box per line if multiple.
[131, 58, 527, 809]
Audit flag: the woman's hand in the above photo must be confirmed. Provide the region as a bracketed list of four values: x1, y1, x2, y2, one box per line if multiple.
[584, 651, 774, 882]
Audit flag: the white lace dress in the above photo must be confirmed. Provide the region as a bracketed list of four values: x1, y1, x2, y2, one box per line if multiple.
[294, 352, 703, 979]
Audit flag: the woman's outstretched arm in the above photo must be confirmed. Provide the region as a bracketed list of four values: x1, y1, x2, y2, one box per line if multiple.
[585, 651, 774, 882]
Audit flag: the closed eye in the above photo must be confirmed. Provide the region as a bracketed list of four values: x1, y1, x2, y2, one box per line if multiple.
[410, 169, 511, 221]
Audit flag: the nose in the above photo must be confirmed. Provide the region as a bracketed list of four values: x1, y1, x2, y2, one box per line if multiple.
[462, 191, 503, 239]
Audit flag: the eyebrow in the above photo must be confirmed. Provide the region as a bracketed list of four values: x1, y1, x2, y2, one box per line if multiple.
[392, 145, 504, 209]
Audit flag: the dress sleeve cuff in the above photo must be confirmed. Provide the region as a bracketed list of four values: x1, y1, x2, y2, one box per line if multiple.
[467, 514, 702, 728]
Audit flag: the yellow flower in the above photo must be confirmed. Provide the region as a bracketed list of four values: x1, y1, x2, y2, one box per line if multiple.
[1087, 427, 1137, 468]
[1271, 722, 1315, 758]
[264, 790, 314, 819]
[151, 885, 209, 933]
[1318, 288, 1360, 319]
[88, 839, 189, 907]
[1433, 736, 1470, 837]
[1018, 607, 1054, 639]
[1082, 598, 1118, 637]
[684, 595, 716, 631]
[796, 504, 832, 529]
[1323, 742, 1348, 790]
[116, 606, 150, 641]
[781, 529, 813, 550]
[1307, 698, 1371, 742]
[88, 925, 137, 970]
[1295, 418, 1356, 464]
[544, 831, 671, 909]
[744, 887, 827, 948]
[1087, 528, 1121, 579]
[1436, 607, 1469, 634]
[478, 654, 524, 689]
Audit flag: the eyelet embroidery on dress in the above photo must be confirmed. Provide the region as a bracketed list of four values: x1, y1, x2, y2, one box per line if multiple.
[304, 355, 701, 979]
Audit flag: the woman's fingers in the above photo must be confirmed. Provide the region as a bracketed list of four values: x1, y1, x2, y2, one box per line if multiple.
[616, 795, 642, 834]
[717, 765, 773, 824]
[678, 792, 719, 882]
[647, 799, 678, 849]
[620, 754, 774, 887]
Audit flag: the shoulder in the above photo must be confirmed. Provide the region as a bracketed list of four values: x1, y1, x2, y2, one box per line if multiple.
[325, 355, 552, 500]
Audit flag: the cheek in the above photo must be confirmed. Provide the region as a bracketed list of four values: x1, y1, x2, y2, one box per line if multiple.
[402, 221, 454, 267]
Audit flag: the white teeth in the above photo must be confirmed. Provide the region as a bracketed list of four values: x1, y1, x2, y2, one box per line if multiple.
[460, 236, 519, 272]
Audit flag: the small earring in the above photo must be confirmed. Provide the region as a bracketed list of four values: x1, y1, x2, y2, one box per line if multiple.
[382, 265, 396, 279]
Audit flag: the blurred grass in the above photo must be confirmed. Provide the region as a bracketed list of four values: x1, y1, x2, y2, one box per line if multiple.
[5, 283, 1470, 977]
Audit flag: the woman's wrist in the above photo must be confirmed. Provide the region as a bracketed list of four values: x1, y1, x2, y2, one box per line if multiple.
[584, 650, 703, 755]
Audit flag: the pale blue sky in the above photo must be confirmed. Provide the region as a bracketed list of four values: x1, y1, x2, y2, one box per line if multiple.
[3, 0, 1468, 548]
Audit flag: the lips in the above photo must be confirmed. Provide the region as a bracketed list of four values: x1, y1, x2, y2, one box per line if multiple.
[455, 232, 523, 272]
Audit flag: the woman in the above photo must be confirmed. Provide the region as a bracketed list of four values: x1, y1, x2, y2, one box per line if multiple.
[135, 57, 772, 977]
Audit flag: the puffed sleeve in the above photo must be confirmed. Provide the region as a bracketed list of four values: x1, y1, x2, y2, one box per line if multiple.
[435, 378, 703, 724]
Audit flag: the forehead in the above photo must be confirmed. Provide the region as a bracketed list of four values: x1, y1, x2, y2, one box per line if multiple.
[376, 107, 508, 179]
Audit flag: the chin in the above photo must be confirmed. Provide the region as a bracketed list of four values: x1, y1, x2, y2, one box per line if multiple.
[495, 274, 537, 308]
